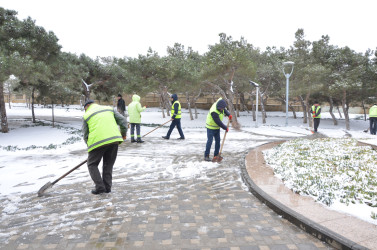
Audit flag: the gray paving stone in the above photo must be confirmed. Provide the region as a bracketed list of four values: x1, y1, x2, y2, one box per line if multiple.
[179, 215, 196, 223]
[226, 214, 243, 222]
[233, 228, 251, 237]
[181, 230, 199, 239]
[126, 231, 145, 241]
[153, 231, 171, 240]
[207, 229, 225, 238]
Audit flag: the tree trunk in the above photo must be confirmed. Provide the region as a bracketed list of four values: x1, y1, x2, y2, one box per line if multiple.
[82, 80, 91, 102]
[0, 82, 9, 133]
[186, 92, 194, 120]
[289, 103, 297, 119]
[305, 93, 311, 128]
[299, 96, 307, 124]
[7, 87, 11, 109]
[159, 92, 166, 118]
[240, 92, 249, 113]
[361, 100, 367, 121]
[341, 89, 350, 130]
[31, 87, 36, 123]
[52, 101, 55, 128]
[192, 89, 201, 120]
[236, 93, 240, 117]
[161, 87, 170, 117]
[260, 93, 266, 124]
[165, 94, 171, 117]
[336, 105, 342, 118]
[329, 96, 338, 125]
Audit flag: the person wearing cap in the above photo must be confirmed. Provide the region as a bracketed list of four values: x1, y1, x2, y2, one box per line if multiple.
[162, 94, 185, 140]
[311, 101, 321, 133]
[369, 103, 377, 135]
[117, 94, 126, 117]
[128, 94, 147, 143]
[204, 98, 232, 162]
[82, 100, 128, 195]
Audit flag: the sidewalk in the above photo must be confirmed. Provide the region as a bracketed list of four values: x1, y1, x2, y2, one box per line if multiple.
[0, 135, 332, 250]
[242, 141, 377, 250]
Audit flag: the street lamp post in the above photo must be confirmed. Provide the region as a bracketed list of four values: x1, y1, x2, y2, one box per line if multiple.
[249, 80, 260, 128]
[282, 61, 294, 126]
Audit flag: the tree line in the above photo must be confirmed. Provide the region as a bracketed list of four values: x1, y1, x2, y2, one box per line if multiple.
[1, 7, 376, 133]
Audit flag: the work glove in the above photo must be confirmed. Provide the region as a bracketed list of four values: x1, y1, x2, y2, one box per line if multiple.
[226, 127, 229, 132]
[313, 115, 316, 118]
[122, 135, 127, 140]
[229, 115, 232, 120]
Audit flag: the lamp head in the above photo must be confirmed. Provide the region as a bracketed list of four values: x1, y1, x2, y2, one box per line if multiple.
[283, 61, 295, 66]
[249, 80, 259, 87]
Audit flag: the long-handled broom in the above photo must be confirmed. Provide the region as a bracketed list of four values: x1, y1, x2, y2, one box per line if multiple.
[212, 119, 231, 163]
[141, 119, 172, 138]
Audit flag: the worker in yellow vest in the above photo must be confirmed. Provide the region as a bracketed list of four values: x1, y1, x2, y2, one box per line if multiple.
[162, 94, 185, 140]
[204, 98, 232, 162]
[369, 103, 377, 135]
[82, 100, 128, 195]
[311, 101, 321, 133]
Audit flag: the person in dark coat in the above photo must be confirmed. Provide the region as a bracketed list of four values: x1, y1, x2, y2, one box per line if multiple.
[162, 94, 185, 140]
[117, 94, 126, 117]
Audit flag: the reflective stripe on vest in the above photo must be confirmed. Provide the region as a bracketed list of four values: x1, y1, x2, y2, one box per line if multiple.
[83, 104, 123, 152]
[206, 98, 224, 130]
[312, 105, 321, 118]
[171, 101, 181, 118]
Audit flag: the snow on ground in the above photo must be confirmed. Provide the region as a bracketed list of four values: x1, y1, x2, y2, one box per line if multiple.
[264, 137, 377, 224]
[1, 102, 377, 225]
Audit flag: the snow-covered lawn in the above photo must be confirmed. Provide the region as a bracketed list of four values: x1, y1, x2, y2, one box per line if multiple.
[264, 138, 377, 224]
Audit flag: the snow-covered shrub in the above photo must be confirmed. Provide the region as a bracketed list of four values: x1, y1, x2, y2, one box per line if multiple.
[264, 138, 377, 220]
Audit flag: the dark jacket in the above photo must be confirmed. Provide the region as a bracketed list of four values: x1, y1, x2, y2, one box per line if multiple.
[117, 98, 126, 112]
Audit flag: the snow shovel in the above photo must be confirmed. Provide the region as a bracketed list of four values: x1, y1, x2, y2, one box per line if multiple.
[142, 119, 172, 138]
[37, 159, 87, 197]
[212, 119, 231, 163]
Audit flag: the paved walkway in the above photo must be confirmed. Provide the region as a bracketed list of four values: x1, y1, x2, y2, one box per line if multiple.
[243, 140, 377, 250]
[0, 133, 333, 250]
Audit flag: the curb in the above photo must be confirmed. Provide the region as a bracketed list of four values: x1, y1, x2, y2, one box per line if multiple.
[240, 145, 369, 250]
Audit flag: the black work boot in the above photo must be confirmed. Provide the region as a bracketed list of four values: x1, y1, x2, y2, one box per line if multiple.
[91, 189, 105, 195]
[162, 136, 169, 140]
[131, 138, 136, 143]
[137, 138, 144, 143]
[204, 155, 211, 162]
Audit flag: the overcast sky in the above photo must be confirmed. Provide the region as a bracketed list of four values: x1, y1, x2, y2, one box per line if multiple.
[1, 0, 376, 58]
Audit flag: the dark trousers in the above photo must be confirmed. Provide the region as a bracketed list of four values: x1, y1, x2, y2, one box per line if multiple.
[166, 118, 184, 138]
[87, 143, 118, 192]
[370, 117, 377, 135]
[314, 118, 320, 132]
[205, 128, 220, 157]
[131, 123, 141, 138]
